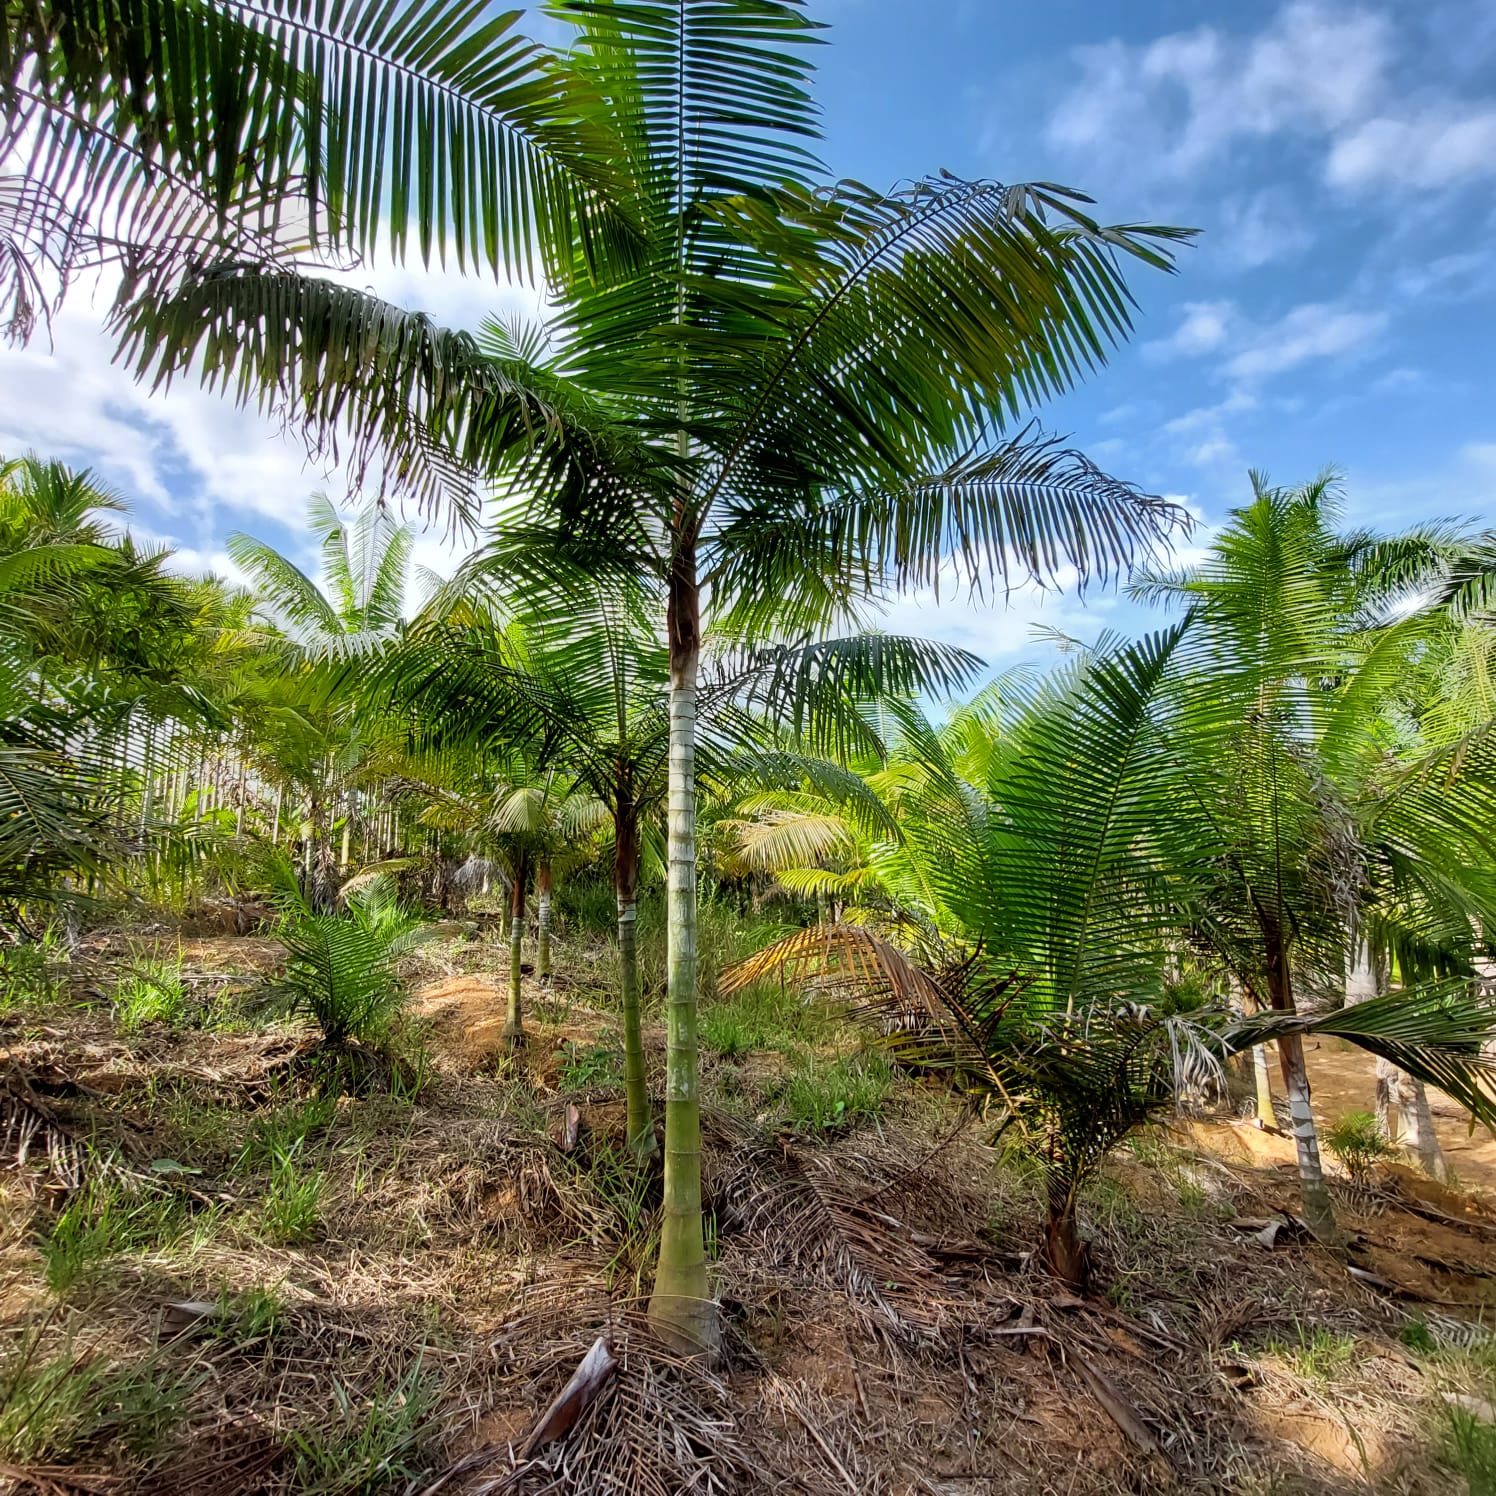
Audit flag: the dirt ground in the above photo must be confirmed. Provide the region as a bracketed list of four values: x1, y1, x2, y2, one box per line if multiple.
[6, 930, 1496, 1495]
[1303, 1035, 1496, 1191]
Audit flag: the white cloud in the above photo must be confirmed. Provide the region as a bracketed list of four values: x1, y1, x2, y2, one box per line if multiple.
[1215, 188, 1316, 268]
[0, 256, 532, 549]
[1144, 300, 1237, 360]
[1224, 302, 1387, 380]
[1327, 105, 1496, 189]
[1047, 4, 1392, 183]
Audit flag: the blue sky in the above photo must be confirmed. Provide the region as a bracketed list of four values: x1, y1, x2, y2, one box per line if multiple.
[4, 1, 1495, 665]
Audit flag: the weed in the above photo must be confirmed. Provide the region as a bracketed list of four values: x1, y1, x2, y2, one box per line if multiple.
[212, 1284, 285, 1346]
[558, 1041, 622, 1089]
[701, 982, 832, 1058]
[236, 1095, 337, 1172]
[1401, 1318, 1437, 1354]
[1323, 1110, 1397, 1182]
[0, 1332, 193, 1463]
[0, 937, 63, 1013]
[261, 1149, 324, 1245]
[40, 1182, 188, 1293]
[288, 1366, 435, 1494]
[1442, 1409, 1496, 1495]
[1262, 1325, 1358, 1383]
[779, 1051, 892, 1133]
[112, 953, 188, 1033]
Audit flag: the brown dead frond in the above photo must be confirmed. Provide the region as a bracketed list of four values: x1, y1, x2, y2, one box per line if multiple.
[710, 1119, 960, 1343]
[445, 1288, 750, 1496]
[719, 924, 951, 1027]
[1, 1062, 86, 1189]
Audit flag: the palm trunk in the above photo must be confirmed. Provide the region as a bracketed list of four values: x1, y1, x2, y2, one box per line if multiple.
[536, 861, 554, 985]
[1042, 1176, 1089, 1290]
[615, 805, 654, 1159]
[648, 537, 716, 1352]
[1253, 1043, 1277, 1127]
[1401, 1076, 1450, 1182]
[506, 858, 528, 1046]
[1266, 925, 1341, 1242]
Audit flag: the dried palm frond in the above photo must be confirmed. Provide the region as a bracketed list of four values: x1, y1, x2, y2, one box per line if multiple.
[1, 1063, 85, 1188]
[710, 1117, 958, 1343]
[719, 924, 955, 1030]
[455, 1287, 750, 1496]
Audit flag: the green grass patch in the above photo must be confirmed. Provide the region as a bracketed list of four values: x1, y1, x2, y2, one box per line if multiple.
[1262, 1324, 1358, 1383]
[260, 1148, 325, 1245]
[0, 938, 64, 1014]
[287, 1367, 435, 1494]
[701, 982, 834, 1058]
[0, 1334, 194, 1463]
[779, 1050, 893, 1133]
[39, 1182, 191, 1293]
[236, 1095, 337, 1173]
[112, 954, 188, 1033]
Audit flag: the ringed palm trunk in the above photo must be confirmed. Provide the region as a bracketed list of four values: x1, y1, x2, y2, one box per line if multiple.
[506, 856, 529, 1047]
[536, 861, 554, 985]
[1265, 926, 1341, 1242]
[648, 536, 716, 1352]
[615, 804, 654, 1159]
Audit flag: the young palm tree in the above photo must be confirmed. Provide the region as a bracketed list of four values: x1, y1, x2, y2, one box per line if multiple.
[1134, 475, 1493, 1238]
[731, 628, 1496, 1285]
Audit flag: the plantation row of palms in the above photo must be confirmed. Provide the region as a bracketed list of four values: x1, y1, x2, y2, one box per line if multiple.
[5, 1, 1496, 1358]
[9, 450, 1496, 1306]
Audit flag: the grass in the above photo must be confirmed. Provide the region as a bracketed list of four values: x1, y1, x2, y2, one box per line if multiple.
[261, 1148, 325, 1245]
[236, 1094, 338, 1172]
[0, 1333, 194, 1463]
[287, 1366, 436, 1495]
[1262, 1324, 1359, 1383]
[0, 936, 64, 1014]
[700, 981, 833, 1058]
[39, 1181, 190, 1293]
[778, 1050, 893, 1133]
[112, 953, 188, 1033]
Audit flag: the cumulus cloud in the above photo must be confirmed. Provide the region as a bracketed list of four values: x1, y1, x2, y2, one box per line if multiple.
[1046, 3, 1496, 201]
[1047, 4, 1392, 183]
[1144, 301, 1237, 360]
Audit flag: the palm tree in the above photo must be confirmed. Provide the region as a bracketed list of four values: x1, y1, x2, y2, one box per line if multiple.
[111, 3, 1192, 1350]
[385, 562, 977, 1155]
[1, 2, 631, 348]
[230, 495, 416, 906]
[1134, 475, 1494, 1239]
[731, 627, 1496, 1286]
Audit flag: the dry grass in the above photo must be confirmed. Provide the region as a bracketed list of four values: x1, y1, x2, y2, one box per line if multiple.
[1, 924, 1494, 1494]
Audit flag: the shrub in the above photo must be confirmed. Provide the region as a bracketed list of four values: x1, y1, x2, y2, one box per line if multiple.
[1323, 1110, 1397, 1183]
[269, 877, 427, 1047]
